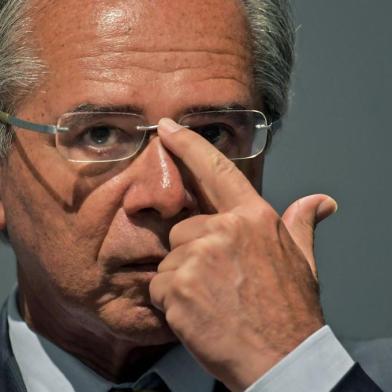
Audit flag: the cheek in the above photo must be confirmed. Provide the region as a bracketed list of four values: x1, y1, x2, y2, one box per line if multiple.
[2, 141, 117, 298]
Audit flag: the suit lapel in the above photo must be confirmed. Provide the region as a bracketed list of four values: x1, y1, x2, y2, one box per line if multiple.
[0, 301, 27, 392]
[332, 363, 383, 392]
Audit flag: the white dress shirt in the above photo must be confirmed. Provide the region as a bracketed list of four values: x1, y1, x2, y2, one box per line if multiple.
[7, 287, 356, 392]
[7, 289, 214, 392]
[247, 326, 354, 392]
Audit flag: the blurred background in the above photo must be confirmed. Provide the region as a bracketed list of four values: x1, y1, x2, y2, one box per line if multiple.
[264, 0, 392, 339]
[1, 0, 391, 339]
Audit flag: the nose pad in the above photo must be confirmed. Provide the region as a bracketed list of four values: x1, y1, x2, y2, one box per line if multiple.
[122, 136, 196, 219]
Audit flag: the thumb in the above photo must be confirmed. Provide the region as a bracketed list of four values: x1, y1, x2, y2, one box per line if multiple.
[282, 194, 338, 277]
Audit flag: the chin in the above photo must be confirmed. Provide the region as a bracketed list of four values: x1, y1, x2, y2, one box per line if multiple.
[99, 296, 177, 346]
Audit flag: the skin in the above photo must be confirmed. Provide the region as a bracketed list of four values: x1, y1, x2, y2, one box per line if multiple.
[152, 121, 335, 390]
[0, 0, 337, 389]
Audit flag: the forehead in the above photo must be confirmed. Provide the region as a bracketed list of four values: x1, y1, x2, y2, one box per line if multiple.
[31, 0, 249, 47]
[27, 0, 254, 116]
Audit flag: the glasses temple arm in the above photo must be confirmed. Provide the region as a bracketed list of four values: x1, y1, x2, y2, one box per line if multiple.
[0, 111, 68, 134]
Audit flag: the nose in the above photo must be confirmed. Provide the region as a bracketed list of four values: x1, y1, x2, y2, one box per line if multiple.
[122, 136, 197, 219]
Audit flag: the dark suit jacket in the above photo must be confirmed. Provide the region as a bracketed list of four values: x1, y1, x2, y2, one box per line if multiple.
[0, 302, 383, 392]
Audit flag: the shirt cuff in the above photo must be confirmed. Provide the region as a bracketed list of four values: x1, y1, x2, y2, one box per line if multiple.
[245, 325, 355, 392]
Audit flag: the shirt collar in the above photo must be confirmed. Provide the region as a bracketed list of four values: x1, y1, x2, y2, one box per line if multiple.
[7, 287, 214, 392]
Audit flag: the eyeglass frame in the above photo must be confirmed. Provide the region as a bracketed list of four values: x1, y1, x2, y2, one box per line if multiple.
[0, 109, 281, 161]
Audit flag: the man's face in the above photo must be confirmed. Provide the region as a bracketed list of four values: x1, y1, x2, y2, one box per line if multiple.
[1, 0, 261, 345]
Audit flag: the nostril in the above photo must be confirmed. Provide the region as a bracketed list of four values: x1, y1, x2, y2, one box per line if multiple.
[138, 207, 157, 215]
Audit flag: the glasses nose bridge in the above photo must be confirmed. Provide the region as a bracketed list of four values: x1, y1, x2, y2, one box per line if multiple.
[134, 122, 189, 152]
[136, 124, 160, 132]
[134, 124, 160, 157]
[136, 123, 190, 132]
[133, 123, 170, 160]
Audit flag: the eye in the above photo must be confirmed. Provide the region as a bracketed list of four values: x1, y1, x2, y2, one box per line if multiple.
[82, 125, 120, 148]
[194, 123, 232, 146]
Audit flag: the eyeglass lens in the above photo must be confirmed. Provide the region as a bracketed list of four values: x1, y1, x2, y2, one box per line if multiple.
[55, 110, 269, 163]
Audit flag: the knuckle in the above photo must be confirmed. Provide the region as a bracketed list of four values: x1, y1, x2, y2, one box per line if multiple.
[165, 307, 179, 327]
[222, 211, 244, 228]
[148, 275, 158, 293]
[207, 212, 244, 234]
[148, 277, 164, 309]
[157, 260, 168, 273]
[252, 203, 277, 223]
[169, 224, 180, 246]
[210, 153, 237, 178]
[188, 239, 210, 257]
[222, 213, 245, 240]
[172, 268, 197, 299]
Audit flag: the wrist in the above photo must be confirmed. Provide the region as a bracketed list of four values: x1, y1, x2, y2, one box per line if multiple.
[220, 321, 326, 391]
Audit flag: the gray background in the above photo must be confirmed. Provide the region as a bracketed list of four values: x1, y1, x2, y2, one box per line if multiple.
[0, 0, 391, 339]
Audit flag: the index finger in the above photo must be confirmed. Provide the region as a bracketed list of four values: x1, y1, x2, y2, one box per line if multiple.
[157, 118, 261, 212]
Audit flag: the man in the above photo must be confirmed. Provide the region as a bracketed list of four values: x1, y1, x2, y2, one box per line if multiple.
[0, 0, 383, 391]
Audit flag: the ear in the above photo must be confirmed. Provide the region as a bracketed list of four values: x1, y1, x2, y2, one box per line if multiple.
[0, 203, 5, 231]
[0, 166, 6, 231]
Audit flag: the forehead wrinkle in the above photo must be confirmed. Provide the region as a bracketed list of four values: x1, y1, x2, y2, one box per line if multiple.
[27, 0, 254, 113]
[48, 31, 250, 66]
[82, 74, 250, 92]
[40, 30, 250, 87]
[83, 26, 250, 58]
[80, 61, 250, 89]
[78, 51, 247, 74]
[75, 47, 249, 62]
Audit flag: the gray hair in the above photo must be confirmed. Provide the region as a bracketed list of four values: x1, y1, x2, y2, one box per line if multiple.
[243, 0, 295, 121]
[0, 0, 295, 158]
[0, 0, 44, 158]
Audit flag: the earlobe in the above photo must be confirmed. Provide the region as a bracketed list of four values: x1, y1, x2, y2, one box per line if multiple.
[0, 201, 5, 231]
[0, 169, 6, 231]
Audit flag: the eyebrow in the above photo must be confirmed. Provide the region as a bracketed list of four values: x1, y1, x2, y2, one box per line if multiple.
[68, 102, 249, 117]
[70, 104, 143, 114]
[186, 103, 248, 113]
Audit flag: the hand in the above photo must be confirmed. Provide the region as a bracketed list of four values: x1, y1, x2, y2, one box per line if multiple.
[149, 118, 337, 391]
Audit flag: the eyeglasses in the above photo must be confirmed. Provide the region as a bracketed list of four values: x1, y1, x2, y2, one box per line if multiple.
[0, 109, 280, 163]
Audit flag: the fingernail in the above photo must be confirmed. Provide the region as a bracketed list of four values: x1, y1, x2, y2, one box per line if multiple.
[158, 118, 183, 133]
[316, 197, 338, 222]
